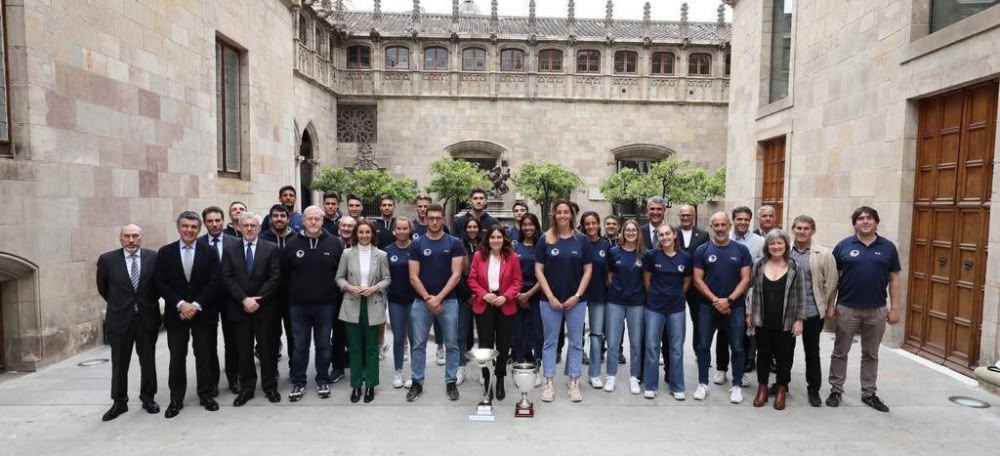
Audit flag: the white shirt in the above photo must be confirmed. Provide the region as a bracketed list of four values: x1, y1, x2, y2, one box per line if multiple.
[177, 241, 203, 311]
[243, 239, 257, 259]
[206, 235, 224, 262]
[358, 245, 372, 285]
[681, 228, 693, 248]
[122, 248, 141, 277]
[488, 254, 502, 291]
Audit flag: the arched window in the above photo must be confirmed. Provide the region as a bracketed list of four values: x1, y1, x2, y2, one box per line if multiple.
[462, 48, 487, 71]
[385, 46, 410, 69]
[725, 53, 732, 76]
[346, 45, 371, 69]
[315, 22, 323, 53]
[614, 51, 638, 74]
[651, 52, 674, 75]
[576, 49, 601, 73]
[500, 49, 525, 72]
[538, 49, 563, 72]
[297, 14, 308, 45]
[688, 53, 712, 76]
[424, 47, 448, 70]
[612, 144, 674, 217]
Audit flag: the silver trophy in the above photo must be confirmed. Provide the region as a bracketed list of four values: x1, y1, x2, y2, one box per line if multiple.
[465, 348, 500, 422]
[511, 363, 537, 418]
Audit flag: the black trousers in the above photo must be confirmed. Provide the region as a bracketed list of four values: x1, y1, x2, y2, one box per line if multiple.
[276, 300, 294, 369]
[236, 311, 279, 394]
[475, 306, 512, 378]
[167, 322, 217, 402]
[799, 315, 824, 393]
[210, 307, 239, 387]
[108, 316, 158, 403]
[755, 327, 794, 386]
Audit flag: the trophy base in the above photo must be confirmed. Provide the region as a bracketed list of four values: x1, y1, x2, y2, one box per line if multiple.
[469, 410, 496, 422]
[515, 404, 534, 418]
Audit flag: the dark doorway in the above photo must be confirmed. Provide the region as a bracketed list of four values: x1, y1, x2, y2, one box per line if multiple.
[1, 282, 5, 371]
[300, 130, 314, 208]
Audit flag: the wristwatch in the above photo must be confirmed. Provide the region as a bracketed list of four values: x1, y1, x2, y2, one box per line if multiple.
[573, 293, 582, 299]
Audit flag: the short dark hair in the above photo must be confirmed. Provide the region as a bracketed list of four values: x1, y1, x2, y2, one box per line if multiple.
[604, 214, 620, 223]
[352, 219, 377, 246]
[269, 204, 289, 217]
[414, 194, 432, 204]
[201, 206, 224, 221]
[732, 206, 753, 219]
[426, 203, 445, 216]
[346, 193, 363, 204]
[229, 201, 246, 210]
[851, 206, 880, 225]
[512, 200, 528, 211]
[176, 211, 201, 228]
[322, 191, 340, 202]
[792, 215, 816, 230]
[379, 194, 395, 204]
[278, 185, 296, 196]
[469, 187, 487, 198]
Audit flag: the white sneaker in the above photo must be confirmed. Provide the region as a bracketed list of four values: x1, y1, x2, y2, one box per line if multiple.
[729, 386, 744, 404]
[436, 345, 445, 366]
[603, 376, 616, 392]
[741, 373, 752, 387]
[694, 384, 709, 400]
[589, 377, 604, 389]
[404, 378, 413, 389]
[643, 390, 656, 399]
[456, 366, 466, 385]
[712, 370, 728, 385]
[629, 377, 641, 395]
[393, 371, 404, 388]
[672, 391, 686, 401]
[479, 376, 485, 386]
[659, 354, 664, 366]
[534, 370, 543, 387]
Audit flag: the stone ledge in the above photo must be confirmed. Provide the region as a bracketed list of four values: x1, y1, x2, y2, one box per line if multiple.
[974, 365, 1000, 395]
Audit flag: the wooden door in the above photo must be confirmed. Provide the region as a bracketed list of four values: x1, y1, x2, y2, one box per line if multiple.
[761, 136, 786, 224]
[906, 81, 997, 374]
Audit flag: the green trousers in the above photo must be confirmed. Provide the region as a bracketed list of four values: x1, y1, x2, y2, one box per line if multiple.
[345, 297, 379, 389]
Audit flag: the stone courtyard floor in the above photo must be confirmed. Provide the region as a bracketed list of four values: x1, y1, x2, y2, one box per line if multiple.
[2, 326, 998, 456]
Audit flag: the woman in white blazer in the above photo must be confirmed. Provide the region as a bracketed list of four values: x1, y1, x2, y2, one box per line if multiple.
[336, 219, 391, 403]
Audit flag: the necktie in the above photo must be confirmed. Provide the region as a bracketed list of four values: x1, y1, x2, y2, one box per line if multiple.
[212, 237, 221, 262]
[182, 245, 193, 281]
[245, 243, 254, 272]
[129, 254, 140, 290]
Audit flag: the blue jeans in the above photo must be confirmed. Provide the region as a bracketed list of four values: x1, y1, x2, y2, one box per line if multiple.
[388, 301, 412, 371]
[512, 297, 543, 363]
[289, 304, 334, 387]
[457, 299, 472, 367]
[644, 309, 686, 393]
[587, 302, 606, 379]
[541, 300, 586, 379]
[696, 303, 745, 387]
[410, 298, 459, 384]
[606, 303, 643, 378]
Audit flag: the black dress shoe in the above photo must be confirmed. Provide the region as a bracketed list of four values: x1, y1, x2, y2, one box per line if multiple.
[199, 397, 220, 412]
[363, 387, 375, 403]
[495, 379, 506, 401]
[228, 382, 241, 395]
[102, 402, 128, 422]
[350, 388, 362, 403]
[208, 387, 220, 398]
[862, 394, 890, 412]
[233, 392, 254, 407]
[164, 401, 182, 419]
[141, 400, 160, 414]
[265, 390, 281, 403]
[808, 391, 822, 407]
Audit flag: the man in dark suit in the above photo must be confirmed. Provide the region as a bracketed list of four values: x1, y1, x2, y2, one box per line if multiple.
[96, 224, 161, 421]
[155, 211, 221, 418]
[200, 206, 242, 396]
[222, 212, 282, 406]
[639, 196, 668, 250]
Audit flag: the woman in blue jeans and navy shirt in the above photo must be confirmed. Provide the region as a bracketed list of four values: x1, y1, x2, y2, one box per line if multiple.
[512, 214, 543, 371]
[535, 200, 593, 403]
[642, 224, 692, 400]
[580, 211, 611, 389]
[603, 219, 646, 394]
[384, 217, 416, 389]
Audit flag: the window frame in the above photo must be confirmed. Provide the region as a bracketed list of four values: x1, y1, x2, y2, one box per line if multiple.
[216, 38, 244, 177]
[930, 0, 1000, 33]
[346, 45, 372, 69]
[0, 1, 11, 147]
[613, 50, 638, 74]
[576, 49, 601, 73]
[384, 46, 410, 70]
[537, 49, 563, 72]
[297, 13, 308, 46]
[650, 51, 675, 75]
[500, 48, 526, 72]
[688, 52, 712, 76]
[462, 47, 487, 72]
[424, 46, 449, 71]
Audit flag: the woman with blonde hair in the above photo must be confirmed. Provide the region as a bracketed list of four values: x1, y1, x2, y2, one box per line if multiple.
[603, 219, 646, 393]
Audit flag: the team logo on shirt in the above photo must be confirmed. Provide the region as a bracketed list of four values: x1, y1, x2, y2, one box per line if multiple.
[677, 264, 686, 272]
[390, 255, 398, 262]
[295, 250, 305, 258]
[411, 233, 420, 240]
[599, 250, 606, 258]
[707, 254, 717, 263]
[655, 263, 663, 269]
[849, 249, 860, 257]
[635, 259, 643, 268]
[423, 249, 432, 256]
[550, 248, 560, 256]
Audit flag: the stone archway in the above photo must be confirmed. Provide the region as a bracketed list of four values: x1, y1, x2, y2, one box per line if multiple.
[0, 252, 42, 372]
[299, 124, 317, 208]
[444, 140, 512, 216]
[610, 144, 675, 218]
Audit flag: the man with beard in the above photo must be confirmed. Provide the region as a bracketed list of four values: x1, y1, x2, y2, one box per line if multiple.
[452, 187, 499, 236]
[261, 204, 299, 368]
[322, 191, 342, 236]
[262, 185, 304, 233]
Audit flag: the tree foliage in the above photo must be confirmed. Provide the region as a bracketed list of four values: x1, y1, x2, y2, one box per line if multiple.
[511, 161, 581, 225]
[426, 157, 491, 212]
[312, 166, 419, 202]
[599, 159, 727, 212]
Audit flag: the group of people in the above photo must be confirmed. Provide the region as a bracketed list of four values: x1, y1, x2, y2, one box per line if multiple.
[97, 185, 901, 422]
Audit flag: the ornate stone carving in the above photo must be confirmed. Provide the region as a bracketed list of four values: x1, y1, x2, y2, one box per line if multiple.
[354, 142, 380, 170]
[337, 105, 377, 143]
[488, 159, 511, 198]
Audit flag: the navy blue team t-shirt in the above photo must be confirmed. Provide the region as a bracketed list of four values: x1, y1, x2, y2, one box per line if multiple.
[514, 240, 538, 292]
[384, 242, 416, 305]
[411, 219, 450, 240]
[643, 249, 692, 314]
[585, 238, 612, 304]
[832, 235, 901, 309]
[408, 234, 466, 300]
[693, 241, 752, 307]
[535, 233, 594, 302]
[607, 247, 645, 307]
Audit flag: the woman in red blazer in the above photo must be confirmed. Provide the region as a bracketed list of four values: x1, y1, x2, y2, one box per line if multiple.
[467, 225, 523, 401]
